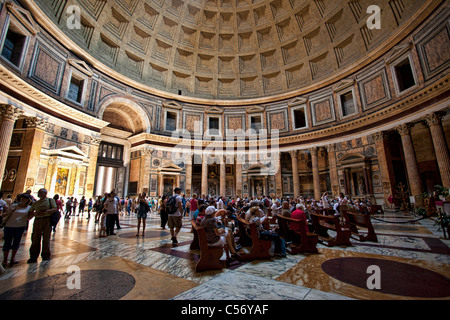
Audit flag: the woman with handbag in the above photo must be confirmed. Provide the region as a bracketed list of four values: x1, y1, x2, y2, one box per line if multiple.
[2, 193, 33, 268]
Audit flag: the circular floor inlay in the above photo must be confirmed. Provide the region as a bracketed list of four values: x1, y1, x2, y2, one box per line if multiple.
[321, 257, 450, 298]
[0, 270, 135, 300]
[118, 230, 170, 238]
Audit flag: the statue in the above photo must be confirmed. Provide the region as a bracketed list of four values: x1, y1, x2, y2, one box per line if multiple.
[256, 183, 263, 197]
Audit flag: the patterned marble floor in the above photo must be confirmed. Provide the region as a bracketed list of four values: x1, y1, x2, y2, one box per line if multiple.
[0, 210, 449, 303]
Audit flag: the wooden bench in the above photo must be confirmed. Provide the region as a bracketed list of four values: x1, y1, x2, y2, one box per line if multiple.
[236, 216, 272, 260]
[315, 208, 335, 216]
[310, 211, 352, 247]
[341, 210, 378, 242]
[190, 221, 224, 272]
[277, 215, 318, 254]
[236, 215, 252, 247]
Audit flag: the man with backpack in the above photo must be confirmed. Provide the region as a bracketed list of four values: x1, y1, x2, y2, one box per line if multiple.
[166, 187, 183, 244]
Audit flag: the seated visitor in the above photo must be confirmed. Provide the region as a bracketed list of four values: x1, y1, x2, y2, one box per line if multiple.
[248, 206, 286, 257]
[201, 206, 240, 262]
[195, 204, 207, 225]
[289, 204, 310, 244]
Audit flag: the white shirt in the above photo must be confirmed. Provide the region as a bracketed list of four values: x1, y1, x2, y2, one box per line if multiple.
[105, 197, 118, 215]
[271, 203, 282, 216]
[217, 199, 224, 210]
[5, 204, 31, 228]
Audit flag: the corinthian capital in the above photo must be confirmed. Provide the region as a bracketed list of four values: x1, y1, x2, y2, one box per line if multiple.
[325, 144, 336, 153]
[424, 113, 443, 127]
[308, 146, 318, 156]
[25, 117, 48, 131]
[0, 104, 23, 122]
[396, 123, 411, 136]
[289, 150, 298, 158]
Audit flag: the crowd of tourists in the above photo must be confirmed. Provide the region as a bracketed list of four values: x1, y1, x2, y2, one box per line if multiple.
[0, 186, 373, 270]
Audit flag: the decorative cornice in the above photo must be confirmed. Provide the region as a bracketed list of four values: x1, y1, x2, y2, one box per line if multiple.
[0, 64, 109, 130]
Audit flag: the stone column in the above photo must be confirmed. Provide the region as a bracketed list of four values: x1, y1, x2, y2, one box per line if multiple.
[85, 136, 101, 198]
[372, 131, 394, 206]
[326, 144, 339, 198]
[396, 123, 423, 206]
[13, 117, 48, 195]
[0, 105, 23, 190]
[158, 172, 164, 197]
[289, 150, 300, 198]
[274, 152, 283, 198]
[201, 154, 208, 197]
[220, 155, 226, 197]
[235, 154, 244, 198]
[309, 147, 321, 200]
[140, 147, 153, 194]
[424, 113, 450, 188]
[185, 154, 192, 197]
[46, 157, 60, 196]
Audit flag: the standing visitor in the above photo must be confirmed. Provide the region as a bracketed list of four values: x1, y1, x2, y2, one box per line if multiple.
[27, 189, 57, 263]
[167, 187, 183, 244]
[136, 193, 150, 236]
[2, 194, 32, 267]
[159, 195, 168, 230]
[52, 194, 63, 232]
[104, 191, 119, 236]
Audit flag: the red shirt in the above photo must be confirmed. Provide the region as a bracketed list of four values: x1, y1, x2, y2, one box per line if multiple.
[190, 198, 198, 212]
[290, 209, 308, 234]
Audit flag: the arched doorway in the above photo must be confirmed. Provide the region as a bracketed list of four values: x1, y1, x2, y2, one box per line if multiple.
[95, 97, 151, 197]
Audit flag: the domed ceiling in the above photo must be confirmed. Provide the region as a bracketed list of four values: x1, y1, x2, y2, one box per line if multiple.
[34, 0, 427, 101]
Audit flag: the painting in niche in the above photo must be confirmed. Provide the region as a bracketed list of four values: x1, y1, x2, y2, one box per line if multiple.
[2, 157, 20, 192]
[56, 168, 69, 195]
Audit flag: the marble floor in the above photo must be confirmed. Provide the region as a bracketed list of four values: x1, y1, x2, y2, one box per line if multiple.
[0, 210, 449, 302]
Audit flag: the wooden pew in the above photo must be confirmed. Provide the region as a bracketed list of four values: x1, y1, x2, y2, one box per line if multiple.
[236, 215, 252, 247]
[236, 216, 272, 260]
[190, 220, 224, 272]
[277, 215, 318, 254]
[341, 210, 378, 242]
[190, 220, 200, 250]
[315, 208, 335, 216]
[310, 211, 352, 247]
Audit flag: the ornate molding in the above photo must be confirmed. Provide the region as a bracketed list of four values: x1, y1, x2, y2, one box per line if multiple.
[25, 116, 48, 131]
[372, 131, 389, 142]
[86, 136, 102, 146]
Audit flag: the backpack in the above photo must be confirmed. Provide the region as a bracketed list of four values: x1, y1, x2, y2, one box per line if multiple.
[166, 195, 178, 215]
